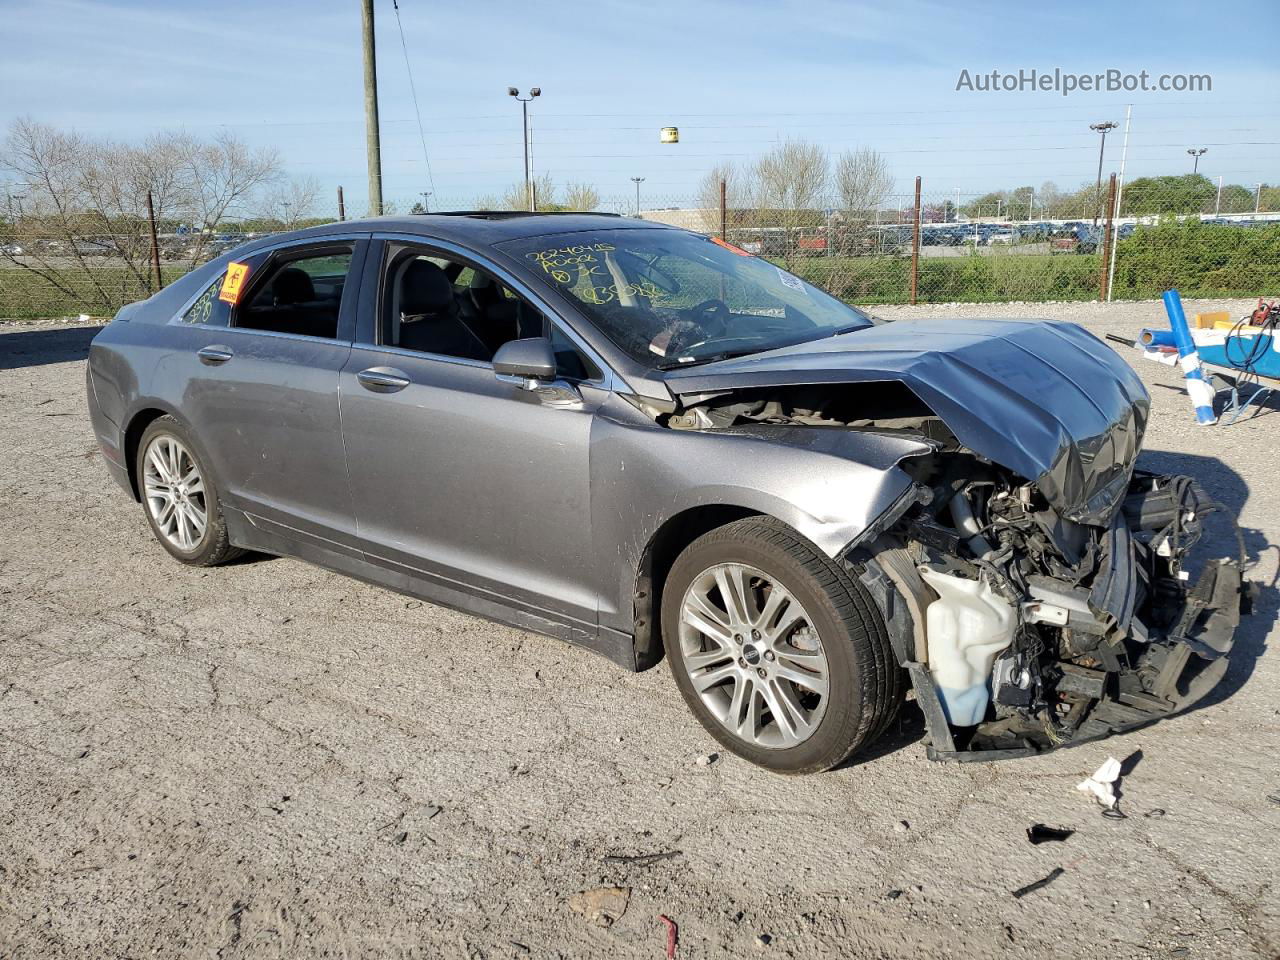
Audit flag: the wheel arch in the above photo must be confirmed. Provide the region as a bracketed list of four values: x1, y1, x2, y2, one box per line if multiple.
[632, 504, 765, 671]
[122, 405, 180, 501]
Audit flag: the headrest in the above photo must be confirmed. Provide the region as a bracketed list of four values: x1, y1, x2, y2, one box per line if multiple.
[400, 259, 454, 315]
[273, 267, 315, 305]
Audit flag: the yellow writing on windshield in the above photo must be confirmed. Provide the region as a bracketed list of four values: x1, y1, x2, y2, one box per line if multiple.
[525, 243, 615, 284]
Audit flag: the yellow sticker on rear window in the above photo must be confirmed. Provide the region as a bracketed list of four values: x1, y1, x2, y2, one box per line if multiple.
[219, 261, 250, 304]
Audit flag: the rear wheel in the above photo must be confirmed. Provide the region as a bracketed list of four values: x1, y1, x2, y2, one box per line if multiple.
[661, 517, 901, 774]
[136, 416, 242, 566]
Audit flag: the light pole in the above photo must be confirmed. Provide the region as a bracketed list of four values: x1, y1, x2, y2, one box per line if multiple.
[508, 86, 540, 211]
[1090, 121, 1118, 226]
[419, 191, 431, 213]
[631, 177, 645, 217]
[1215, 176, 1223, 216]
[1187, 147, 1207, 173]
[1256, 183, 1264, 215]
[954, 187, 960, 223]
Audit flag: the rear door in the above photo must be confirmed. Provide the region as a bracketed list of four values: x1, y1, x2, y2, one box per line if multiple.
[171, 236, 369, 553]
[338, 235, 612, 632]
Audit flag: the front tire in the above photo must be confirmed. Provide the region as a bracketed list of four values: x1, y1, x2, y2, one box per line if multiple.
[661, 517, 901, 774]
[136, 415, 242, 567]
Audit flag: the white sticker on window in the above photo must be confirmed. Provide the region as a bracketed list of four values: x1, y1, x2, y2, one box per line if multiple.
[776, 267, 806, 294]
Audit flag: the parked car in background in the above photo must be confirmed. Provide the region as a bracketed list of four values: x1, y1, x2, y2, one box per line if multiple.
[85, 212, 1244, 774]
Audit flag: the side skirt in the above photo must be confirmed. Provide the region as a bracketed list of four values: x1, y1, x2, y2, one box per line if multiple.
[224, 508, 637, 671]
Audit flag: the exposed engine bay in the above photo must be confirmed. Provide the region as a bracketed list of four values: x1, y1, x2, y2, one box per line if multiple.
[667, 383, 1248, 760]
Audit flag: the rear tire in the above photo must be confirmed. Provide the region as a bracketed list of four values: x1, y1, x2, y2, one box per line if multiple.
[136, 415, 242, 567]
[661, 516, 901, 774]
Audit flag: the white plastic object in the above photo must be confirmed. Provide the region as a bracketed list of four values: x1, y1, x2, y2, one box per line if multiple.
[1076, 756, 1122, 809]
[919, 568, 1017, 726]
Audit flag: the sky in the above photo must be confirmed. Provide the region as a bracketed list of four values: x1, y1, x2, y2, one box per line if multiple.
[2, 0, 1278, 214]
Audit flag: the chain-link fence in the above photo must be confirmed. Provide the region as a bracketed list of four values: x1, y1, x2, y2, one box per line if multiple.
[3, 182, 1279, 320]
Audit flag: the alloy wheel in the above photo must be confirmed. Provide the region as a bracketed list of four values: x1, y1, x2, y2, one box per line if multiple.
[142, 435, 208, 551]
[677, 562, 830, 749]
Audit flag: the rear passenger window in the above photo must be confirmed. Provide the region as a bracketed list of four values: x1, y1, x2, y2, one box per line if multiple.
[181, 273, 232, 326]
[235, 246, 354, 339]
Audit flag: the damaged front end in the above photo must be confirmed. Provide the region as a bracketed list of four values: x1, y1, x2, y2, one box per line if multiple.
[660, 316, 1249, 760]
[857, 464, 1247, 760]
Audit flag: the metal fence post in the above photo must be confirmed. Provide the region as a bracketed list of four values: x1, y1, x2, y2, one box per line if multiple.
[910, 176, 922, 305]
[1098, 173, 1117, 301]
[719, 179, 727, 239]
[146, 190, 163, 292]
[337, 186, 346, 222]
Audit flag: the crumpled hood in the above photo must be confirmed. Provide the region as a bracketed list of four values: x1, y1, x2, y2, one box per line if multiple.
[662, 317, 1150, 525]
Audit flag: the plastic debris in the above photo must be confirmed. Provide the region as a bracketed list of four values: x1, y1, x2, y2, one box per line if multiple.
[1026, 824, 1074, 844]
[568, 886, 631, 928]
[695, 753, 718, 767]
[658, 915, 678, 959]
[1011, 867, 1065, 899]
[1076, 756, 1122, 810]
[1143, 808, 1167, 819]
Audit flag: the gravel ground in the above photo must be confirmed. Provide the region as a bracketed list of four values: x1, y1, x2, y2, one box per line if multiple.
[1, 299, 1276, 959]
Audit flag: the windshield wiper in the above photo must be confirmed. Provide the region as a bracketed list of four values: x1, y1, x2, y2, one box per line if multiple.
[656, 347, 766, 370]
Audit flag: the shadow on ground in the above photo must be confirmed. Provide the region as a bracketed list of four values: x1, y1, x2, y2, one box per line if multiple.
[0, 325, 102, 370]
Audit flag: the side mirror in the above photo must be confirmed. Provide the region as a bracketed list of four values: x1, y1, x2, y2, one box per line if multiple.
[493, 337, 557, 382]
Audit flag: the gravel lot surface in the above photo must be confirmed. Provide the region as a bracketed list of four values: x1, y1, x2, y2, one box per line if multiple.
[1, 299, 1276, 959]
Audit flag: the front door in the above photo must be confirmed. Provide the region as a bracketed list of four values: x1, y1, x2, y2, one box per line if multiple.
[339, 238, 607, 630]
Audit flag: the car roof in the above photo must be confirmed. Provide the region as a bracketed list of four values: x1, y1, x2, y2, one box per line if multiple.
[275, 212, 677, 247]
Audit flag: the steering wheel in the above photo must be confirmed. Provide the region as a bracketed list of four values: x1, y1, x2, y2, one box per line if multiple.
[690, 298, 731, 335]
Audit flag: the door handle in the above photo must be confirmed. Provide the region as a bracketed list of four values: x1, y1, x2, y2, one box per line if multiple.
[356, 366, 411, 393]
[197, 345, 234, 365]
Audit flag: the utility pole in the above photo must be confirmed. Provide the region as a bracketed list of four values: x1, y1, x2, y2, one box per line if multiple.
[1215, 176, 1222, 216]
[1256, 183, 1263, 215]
[631, 177, 645, 217]
[1187, 147, 1207, 174]
[337, 185, 346, 221]
[1089, 121, 1117, 226]
[508, 87, 540, 211]
[361, 0, 383, 216]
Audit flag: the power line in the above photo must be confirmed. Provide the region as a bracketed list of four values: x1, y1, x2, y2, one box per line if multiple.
[390, 0, 436, 194]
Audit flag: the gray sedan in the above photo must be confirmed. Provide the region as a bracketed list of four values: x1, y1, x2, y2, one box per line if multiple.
[86, 212, 1243, 773]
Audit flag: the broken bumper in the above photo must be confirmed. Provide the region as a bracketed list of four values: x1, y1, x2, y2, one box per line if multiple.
[880, 474, 1248, 762]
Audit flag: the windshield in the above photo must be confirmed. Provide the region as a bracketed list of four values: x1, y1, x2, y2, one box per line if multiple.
[496, 228, 877, 369]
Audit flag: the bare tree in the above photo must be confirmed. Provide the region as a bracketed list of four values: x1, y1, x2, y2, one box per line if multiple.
[502, 172, 556, 211]
[562, 182, 600, 211]
[258, 176, 321, 229]
[834, 148, 893, 214]
[1, 118, 281, 315]
[696, 161, 755, 233]
[754, 139, 827, 213]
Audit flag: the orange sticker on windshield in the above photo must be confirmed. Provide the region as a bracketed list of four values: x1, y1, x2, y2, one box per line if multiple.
[711, 236, 752, 256]
[219, 262, 250, 304]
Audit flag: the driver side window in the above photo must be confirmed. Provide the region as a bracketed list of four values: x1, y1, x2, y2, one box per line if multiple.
[379, 243, 600, 380]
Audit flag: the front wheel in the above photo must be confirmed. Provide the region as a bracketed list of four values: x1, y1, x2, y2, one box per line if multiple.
[136, 415, 242, 567]
[661, 517, 901, 774]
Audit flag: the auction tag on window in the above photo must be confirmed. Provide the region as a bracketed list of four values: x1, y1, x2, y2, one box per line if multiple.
[219, 261, 250, 304]
[776, 267, 806, 293]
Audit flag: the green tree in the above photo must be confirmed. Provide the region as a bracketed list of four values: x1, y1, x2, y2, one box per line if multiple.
[1121, 174, 1216, 216]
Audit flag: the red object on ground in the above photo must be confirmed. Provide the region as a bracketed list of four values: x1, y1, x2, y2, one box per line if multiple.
[658, 914, 678, 959]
